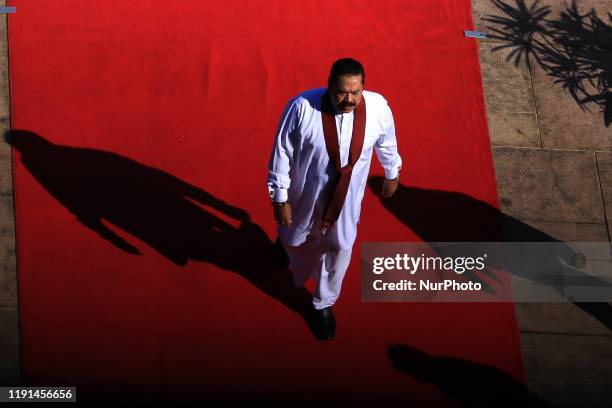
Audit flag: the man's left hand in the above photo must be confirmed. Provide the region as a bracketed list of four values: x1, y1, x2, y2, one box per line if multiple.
[381, 177, 399, 198]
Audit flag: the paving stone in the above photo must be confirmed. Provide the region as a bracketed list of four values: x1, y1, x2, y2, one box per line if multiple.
[0, 123, 16, 309]
[494, 147, 606, 224]
[0, 121, 13, 193]
[0, 190, 16, 309]
[520, 219, 609, 242]
[536, 0, 611, 21]
[515, 302, 612, 336]
[471, 0, 511, 40]
[525, 1, 604, 149]
[486, 110, 540, 147]
[0, 148, 12, 195]
[478, 42, 535, 113]
[473, 0, 611, 42]
[532, 61, 611, 151]
[521, 332, 612, 407]
[596, 152, 612, 240]
[474, 0, 611, 150]
[0, 4, 15, 308]
[0, 308, 20, 385]
[0, 0, 19, 385]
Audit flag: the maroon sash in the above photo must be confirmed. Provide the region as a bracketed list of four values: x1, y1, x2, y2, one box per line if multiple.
[320, 91, 366, 224]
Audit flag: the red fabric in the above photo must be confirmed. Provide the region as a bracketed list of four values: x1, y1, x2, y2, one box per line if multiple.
[8, 0, 524, 404]
[321, 90, 367, 223]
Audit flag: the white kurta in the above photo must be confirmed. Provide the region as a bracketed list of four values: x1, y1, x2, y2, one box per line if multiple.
[267, 87, 402, 250]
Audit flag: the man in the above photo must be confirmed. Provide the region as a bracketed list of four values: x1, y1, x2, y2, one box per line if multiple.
[267, 58, 402, 340]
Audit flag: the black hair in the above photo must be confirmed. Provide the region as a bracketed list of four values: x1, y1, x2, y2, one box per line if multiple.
[327, 58, 365, 89]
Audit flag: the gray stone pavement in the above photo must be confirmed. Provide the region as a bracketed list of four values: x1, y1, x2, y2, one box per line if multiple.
[474, 0, 612, 406]
[0, 0, 610, 405]
[0, 0, 20, 386]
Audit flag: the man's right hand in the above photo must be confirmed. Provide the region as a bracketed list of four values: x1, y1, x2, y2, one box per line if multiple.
[274, 203, 292, 227]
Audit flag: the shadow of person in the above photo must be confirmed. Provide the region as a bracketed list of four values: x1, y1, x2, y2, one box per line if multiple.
[388, 344, 552, 407]
[5, 129, 314, 325]
[367, 176, 612, 330]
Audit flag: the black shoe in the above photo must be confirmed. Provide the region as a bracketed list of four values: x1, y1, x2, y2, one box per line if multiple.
[306, 306, 335, 341]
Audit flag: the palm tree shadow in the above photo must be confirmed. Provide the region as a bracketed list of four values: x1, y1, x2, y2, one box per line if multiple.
[388, 344, 552, 407]
[5, 129, 314, 326]
[484, 0, 612, 127]
[368, 176, 612, 331]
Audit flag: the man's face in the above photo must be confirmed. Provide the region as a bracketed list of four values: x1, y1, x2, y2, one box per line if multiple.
[329, 74, 364, 113]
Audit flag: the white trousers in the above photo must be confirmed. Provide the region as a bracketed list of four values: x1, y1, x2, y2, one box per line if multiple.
[282, 229, 353, 310]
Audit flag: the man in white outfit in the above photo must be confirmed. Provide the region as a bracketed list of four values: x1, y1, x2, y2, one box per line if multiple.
[267, 58, 402, 340]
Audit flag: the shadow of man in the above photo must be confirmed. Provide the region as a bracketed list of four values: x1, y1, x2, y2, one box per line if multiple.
[388, 344, 552, 407]
[5, 129, 313, 320]
[368, 176, 612, 330]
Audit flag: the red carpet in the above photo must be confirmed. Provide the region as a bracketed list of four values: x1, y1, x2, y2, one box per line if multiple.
[8, 0, 524, 404]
